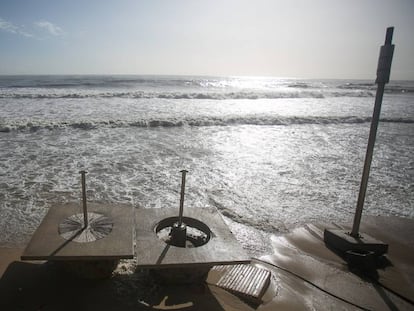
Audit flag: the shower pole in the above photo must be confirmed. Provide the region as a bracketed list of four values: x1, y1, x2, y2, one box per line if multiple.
[350, 27, 395, 238]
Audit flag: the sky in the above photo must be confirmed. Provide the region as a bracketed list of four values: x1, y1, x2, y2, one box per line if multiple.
[0, 0, 413, 79]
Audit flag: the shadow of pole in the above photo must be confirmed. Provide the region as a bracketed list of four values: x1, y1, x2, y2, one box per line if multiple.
[156, 244, 170, 265]
[49, 228, 84, 257]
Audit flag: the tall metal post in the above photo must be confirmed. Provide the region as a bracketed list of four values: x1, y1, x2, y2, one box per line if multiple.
[80, 170, 89, 228]
[169, 170, 189, 247]
[350, 27, 395, 238]
[178, 169, 188, 226]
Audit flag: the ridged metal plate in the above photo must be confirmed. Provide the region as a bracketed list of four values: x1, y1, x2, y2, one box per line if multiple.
[212, 264, 271, 303]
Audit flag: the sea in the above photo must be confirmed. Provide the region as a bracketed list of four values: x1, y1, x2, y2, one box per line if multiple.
[0, 75, 413, 256]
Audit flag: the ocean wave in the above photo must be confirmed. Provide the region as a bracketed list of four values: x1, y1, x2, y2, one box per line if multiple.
[0, 89, 375, 100]
[338, 82, 414, 94]
[0, 76, 195, 89]
[2, 116, 412, 133]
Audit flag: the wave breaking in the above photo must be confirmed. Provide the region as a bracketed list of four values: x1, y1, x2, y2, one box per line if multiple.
[1, 116, 412, 133]
[0, 89, 376, 100]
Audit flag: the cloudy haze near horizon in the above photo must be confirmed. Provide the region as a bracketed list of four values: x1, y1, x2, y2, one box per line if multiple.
[1, 0, 413, 80]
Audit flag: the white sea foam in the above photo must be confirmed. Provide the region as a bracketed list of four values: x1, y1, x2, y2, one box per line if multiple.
[0, 76, 413, 253]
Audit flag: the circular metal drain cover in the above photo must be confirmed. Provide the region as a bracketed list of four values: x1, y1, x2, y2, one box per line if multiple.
[155, 216, 211, 248]
[58, 212, 113, 243]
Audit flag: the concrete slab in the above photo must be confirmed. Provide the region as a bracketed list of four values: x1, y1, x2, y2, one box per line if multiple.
[135, 207, 250, 268]
[21, 203, 134, 261]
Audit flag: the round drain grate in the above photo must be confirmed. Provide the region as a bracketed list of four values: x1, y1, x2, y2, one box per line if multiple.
[155, 216, 211, 248]
[58, 212, 113, 243]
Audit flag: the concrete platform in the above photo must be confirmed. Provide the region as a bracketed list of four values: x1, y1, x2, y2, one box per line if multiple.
[135, 207, 250, 268]
[21, 203, 134, 261]
[2, 215, 413, 310]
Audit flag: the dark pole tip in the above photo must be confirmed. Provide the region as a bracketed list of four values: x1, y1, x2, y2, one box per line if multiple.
[180, 169, 188, 173]
[79, 170, 88, 174]
[385, 27, 394, 45]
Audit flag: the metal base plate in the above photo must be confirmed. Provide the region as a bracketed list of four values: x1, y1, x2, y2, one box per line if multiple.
[324, 229, 388, 256]
[209, 264, 271, 305]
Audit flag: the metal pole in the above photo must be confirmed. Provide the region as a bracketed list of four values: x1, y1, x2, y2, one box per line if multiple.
[178, 170, 188, 226]
[80, 170, 88, 228]
[351, 27, 394, 238]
